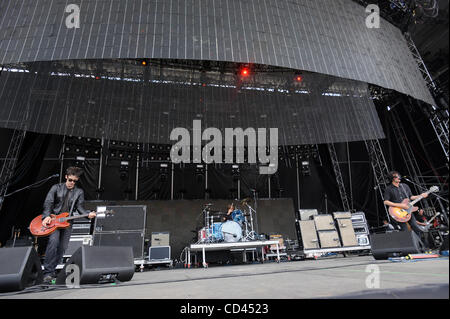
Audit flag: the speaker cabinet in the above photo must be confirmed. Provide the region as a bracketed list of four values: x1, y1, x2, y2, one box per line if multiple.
[93, 231, 144, 259]
[370, 231, 423, 260]
[318, 230, 341, 248]
[298, 220, 320, 250]
[94, 205, 146, 232]
[335, 218, 358, 247]
[0, 247, 43, 292]
[314, 215, 336, 231]
[56, 246, 135, 285]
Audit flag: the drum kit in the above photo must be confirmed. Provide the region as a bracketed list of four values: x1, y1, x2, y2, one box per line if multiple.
[197, 198, 258, 244]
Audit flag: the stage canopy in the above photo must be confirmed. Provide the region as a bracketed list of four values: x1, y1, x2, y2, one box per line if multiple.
[0, 59, 385, 145]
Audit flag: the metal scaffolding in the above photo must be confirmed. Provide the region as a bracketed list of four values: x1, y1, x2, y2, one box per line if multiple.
[364, 139, 391, 221]
[327, 143, 350, 212]
[404, 32, 449, 163]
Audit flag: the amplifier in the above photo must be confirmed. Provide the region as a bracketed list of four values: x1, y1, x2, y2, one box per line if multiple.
[93, 231, 145, 259]
[352, 223, 369, 236]
[71, 219, 92, 235]
[351, 212, 367, 225]
[64, 235, 93, 258]
[151, 232, 170, 246]
[94, 205, 146, 232]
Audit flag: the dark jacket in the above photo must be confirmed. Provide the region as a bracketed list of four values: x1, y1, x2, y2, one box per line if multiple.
[42, 183, 90, 219]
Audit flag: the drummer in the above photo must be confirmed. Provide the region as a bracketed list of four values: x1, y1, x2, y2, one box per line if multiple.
[222, 203, 235, 222]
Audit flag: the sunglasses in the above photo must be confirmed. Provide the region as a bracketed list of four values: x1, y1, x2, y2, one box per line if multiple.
[67, 178, 79, 183]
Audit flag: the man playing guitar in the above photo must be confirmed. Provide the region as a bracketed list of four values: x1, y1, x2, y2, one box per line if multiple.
[41, 166, 96, 283]
[383, 171, 428, 239]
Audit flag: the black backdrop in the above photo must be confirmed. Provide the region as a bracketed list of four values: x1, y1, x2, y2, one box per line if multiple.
[1, 97, 446, 246]
[0, 129, 382, 247]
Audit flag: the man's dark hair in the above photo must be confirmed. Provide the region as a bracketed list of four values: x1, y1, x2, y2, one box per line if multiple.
[388, 170, 400, 182]
[66, 166, 83, 178]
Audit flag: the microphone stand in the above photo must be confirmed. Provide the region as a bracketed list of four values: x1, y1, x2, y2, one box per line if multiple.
[402, 177, 449, 223]
[0, 174, 60, 205]
[402, 177, 448, 204]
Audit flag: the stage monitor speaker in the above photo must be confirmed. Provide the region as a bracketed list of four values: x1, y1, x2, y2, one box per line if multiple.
[94, 205, 146, 232]
[0, 247, 43, 292]
[440, 234, 449, 253]
[56, 246, 135, 285]
[370, 231, 424, 260]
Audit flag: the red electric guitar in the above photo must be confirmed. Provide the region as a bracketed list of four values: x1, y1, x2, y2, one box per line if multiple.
[388, 186, 439, 223]
[29, 210, 114, 237]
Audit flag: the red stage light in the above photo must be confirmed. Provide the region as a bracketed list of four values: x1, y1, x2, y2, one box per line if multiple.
[295, 75, 303, 82]
[240, 67, 250, 77]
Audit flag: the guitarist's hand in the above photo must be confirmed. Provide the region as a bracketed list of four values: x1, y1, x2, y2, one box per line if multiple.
[420, 192, 429, 198]
[42, 216, 52, 226]
[88, 211, 96, 219]
[399, 203, 410, 210]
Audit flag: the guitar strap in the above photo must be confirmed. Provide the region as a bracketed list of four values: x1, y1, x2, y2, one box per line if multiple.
[399, 184, 409, 200]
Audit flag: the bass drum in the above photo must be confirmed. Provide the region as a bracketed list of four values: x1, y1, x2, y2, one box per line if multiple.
[221, 221, 242, 243]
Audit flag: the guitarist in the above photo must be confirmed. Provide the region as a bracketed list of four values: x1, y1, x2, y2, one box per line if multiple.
[383, 171, 428, 238]
[41, 166, 96, 283]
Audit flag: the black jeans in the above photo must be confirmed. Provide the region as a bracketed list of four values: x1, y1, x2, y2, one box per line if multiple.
[42, 226, 72, 276]
[397, 214, 429, 249]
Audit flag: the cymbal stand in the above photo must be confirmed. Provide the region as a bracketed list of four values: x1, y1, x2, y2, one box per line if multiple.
[243, 203, 258, 241]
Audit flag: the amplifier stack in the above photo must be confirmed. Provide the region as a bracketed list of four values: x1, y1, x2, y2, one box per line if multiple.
[297, 210, 371, 257]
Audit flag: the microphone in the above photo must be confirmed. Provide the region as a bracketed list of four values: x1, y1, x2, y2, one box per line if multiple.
[51, 174, 60, 178]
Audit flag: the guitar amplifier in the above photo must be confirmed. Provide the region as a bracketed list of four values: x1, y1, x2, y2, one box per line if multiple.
[64, 235, 93, 258]
[151, 232, 170, 246]
[93, 231, 145, 259]
[71, 219, 93, 235]
[94, 205, 146, 232]
[351, 212, 370, 247]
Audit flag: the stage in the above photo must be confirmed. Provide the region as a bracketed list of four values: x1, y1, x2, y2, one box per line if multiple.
[1, 255, 447, 300]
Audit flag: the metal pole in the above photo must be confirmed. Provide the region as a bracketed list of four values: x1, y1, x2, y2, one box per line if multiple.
[268, 175, 271, 199]
[97, 137, 104, 199]
[205, 164, 208, 200]
[135, 154, 139, 200]
[296, 155, 300, 209]
[171, 163, 174, 200]
[347, 142, 353, 211]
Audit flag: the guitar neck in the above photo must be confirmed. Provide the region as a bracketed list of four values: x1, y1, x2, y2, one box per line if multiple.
[64, 213, 91, 221]
[409, 191, 430, 206]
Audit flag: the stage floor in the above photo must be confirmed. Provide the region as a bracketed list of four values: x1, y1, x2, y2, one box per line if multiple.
[0, 255, 448, 299]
